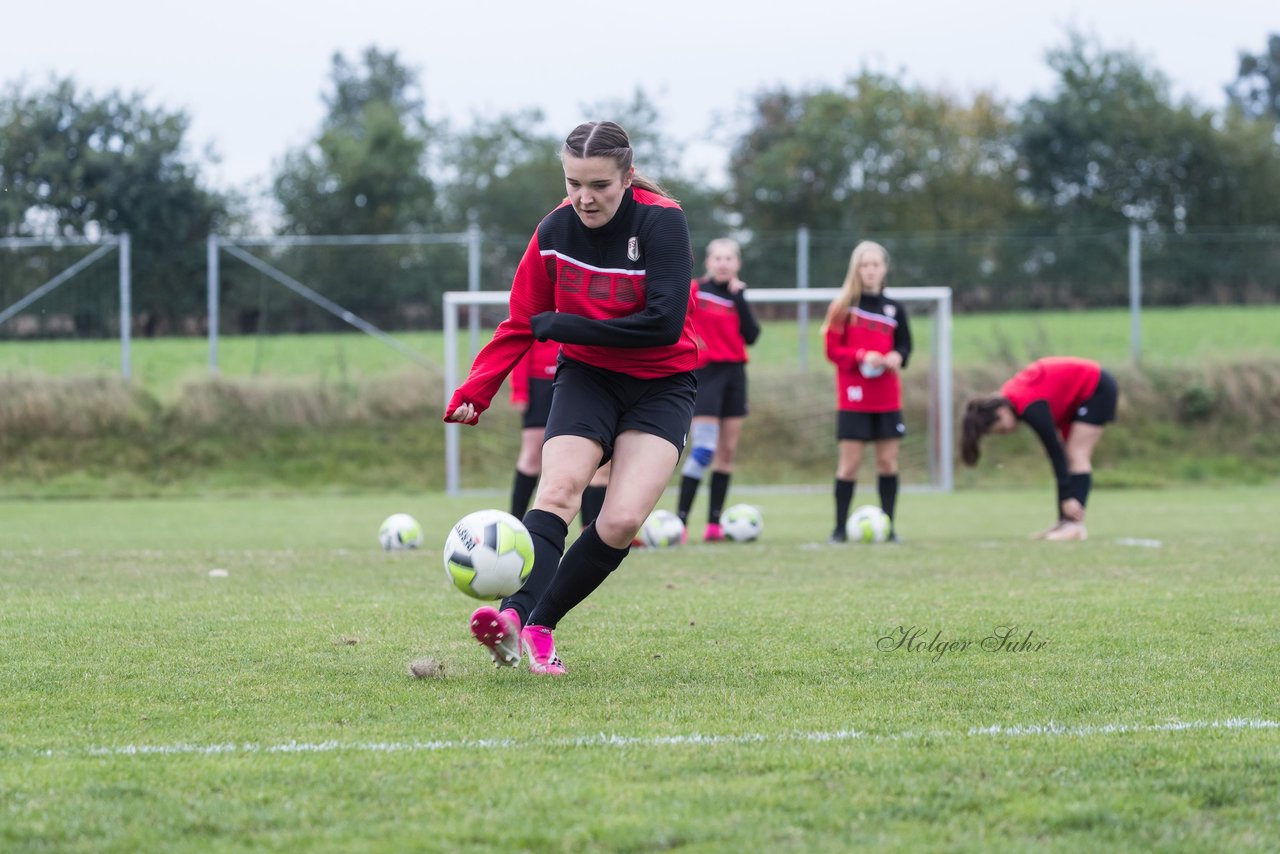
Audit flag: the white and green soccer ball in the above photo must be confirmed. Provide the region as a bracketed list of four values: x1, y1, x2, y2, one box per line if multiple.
[721, 503, 764, 542]
[442, 509, 535, 600]
[634, 509, 685, 549]
[379, 513, 423, 551]
[846, 505, 892, 544]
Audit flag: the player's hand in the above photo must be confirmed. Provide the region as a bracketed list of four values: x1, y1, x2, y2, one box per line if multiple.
[445, 402, 477, 424]
[729, 277, 747, 294]
[862, 351, 885, 369]
[1060, 498, 1085, 522]
[530, 312, 555, 341]
[883, 350, 903, 371]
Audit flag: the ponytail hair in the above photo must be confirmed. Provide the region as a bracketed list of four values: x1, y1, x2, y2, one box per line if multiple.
[960, 396, 1008, 466]
[562, 120, 675, 200]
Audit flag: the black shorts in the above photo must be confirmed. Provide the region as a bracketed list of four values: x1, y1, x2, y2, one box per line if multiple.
[693, 361, 748, 418]
[544, 357, 697, 464]
[837, 410, 906, 442]
[521, 378, 554, 429]
[1074, 369, 1118, 426]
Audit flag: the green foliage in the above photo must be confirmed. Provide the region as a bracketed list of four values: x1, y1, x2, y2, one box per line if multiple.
[1020, 31, 1280, 235]
[1227, 33, 1280, 124]
[1, 488, 1277, 848]
[273, 47, 436, 236]
[0, 76, 233, 325]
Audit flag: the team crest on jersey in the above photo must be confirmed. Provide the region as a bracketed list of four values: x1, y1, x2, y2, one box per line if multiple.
[884, 304, 897, 318]
[627, 236, 640, 262]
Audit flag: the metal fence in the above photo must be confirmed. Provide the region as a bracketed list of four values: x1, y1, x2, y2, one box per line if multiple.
[3, 225, 1278, 378]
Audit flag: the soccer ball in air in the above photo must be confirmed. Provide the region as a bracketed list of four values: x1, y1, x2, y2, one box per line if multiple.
[720, 504, 764, 542]
[633, 509, 685, 549]
[442, 509, 535, 600]
[379, 513, 423, 551]
[846, 505, 892, 544]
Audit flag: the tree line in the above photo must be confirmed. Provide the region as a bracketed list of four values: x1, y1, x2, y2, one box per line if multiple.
[2, 31, 1279, 336]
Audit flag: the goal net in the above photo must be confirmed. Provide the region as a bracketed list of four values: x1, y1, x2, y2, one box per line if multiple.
[442, 286, 952, 496]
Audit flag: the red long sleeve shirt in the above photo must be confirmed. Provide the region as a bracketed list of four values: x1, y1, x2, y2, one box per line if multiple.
[825, 293, 912, 412]
[1001, 357, 1102, 441]
[446, 187, 696, 424]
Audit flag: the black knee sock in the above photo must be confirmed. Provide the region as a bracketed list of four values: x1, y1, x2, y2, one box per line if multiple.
[510, 470, 539, 519]
[835, 478, 856, 533]
[708, 471, 731, 524]
[579, 484, 607, 527]
[502, 509, 567, 626]
[676, 474, 700, 524]
[878, 473, 899, 523]
[527, 522, 629, 630]
[1069, 472, 1092, 508]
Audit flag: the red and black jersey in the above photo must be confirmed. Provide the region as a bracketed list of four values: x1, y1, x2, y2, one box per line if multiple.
[509, 339, 559, 405]
[825, 293, 913, 412]
[690, 277, 761, 366]
[1001, 357, 1102, 441]
[446, 187, 696, 423]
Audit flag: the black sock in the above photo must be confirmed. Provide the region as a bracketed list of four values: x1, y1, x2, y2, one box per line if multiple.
[502, 509, 567, 626]
[676, 474, 700, 524]
[527, 522, 629, 630]
[510, 470, 539, 519]
[878, 473, 899, 523]
[708, 471, 731, 524]
[835, 478, 856, 533]
[580, 484, 607, 527]
[1069, 472, 1092, 508]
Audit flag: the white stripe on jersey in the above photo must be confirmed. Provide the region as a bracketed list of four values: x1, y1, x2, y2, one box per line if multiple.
[851, 306, 898, 327]
[697, 292, 736, 309]
[539, 249, 645, 277]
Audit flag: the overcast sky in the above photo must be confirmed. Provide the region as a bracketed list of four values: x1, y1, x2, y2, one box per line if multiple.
[3, 0, 1273, 199]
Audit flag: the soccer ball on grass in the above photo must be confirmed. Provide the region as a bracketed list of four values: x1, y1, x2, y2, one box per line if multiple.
[443, 509, 535, 600]
[633, 509, 685, 548]
[720, 504, 763, 542]
[845, 505, 892, 543]
[379, 513, 423, 551]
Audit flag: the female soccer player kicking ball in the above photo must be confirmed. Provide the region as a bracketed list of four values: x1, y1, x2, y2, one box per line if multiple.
[445, 121, 698, 675]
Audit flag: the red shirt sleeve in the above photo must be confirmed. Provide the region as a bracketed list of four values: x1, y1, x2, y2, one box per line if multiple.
[445, 232, 556, 424]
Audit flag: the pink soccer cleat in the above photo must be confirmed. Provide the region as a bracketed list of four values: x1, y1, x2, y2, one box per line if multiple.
[703, 522, 724, 542]
[470, 606, 522, 667]
[520, 624, 566, 675]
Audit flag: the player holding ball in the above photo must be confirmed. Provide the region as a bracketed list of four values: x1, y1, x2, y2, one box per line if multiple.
[821, 240, 912, 543]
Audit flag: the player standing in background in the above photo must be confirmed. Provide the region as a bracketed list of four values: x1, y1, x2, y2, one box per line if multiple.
[675, 238, 761, 542]
[960, 356, 1118, 541]
[821, 240, 912, 543]
[508, 339, 609, 526]
[445, 120, 698, 675]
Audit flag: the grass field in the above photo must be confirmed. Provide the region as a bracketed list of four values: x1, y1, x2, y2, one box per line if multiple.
[3, 304, 1279, 397]
[3, 486, 1277, 851]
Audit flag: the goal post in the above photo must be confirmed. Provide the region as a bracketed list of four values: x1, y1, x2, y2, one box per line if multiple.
[442, 286, 952, 496]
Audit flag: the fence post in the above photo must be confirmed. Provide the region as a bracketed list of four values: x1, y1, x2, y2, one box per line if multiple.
[207, 233, 220, 376]
[118, 233, 132, 380]
[467, 220, 482, 357]
[1128, 222, 1142, 365]
[796, 225, 810, 370]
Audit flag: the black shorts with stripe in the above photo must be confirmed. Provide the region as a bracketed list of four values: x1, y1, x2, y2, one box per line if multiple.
[545, 357, 697, 464]
[1073, 369, 1118, 426]
[693, 361, 748, 418]
[521, 378, 554, 429]
[837, 410, 906, 442]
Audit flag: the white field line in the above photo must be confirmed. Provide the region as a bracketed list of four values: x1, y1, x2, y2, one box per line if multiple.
[27, 718, 1279, 760]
